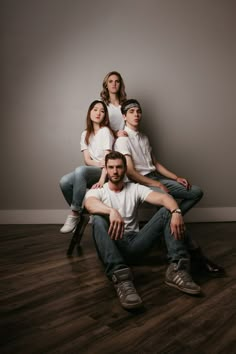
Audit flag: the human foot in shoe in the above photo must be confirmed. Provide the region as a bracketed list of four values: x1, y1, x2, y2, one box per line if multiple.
[165, 258, 201, 295]
[192, 256, 226, 277]
[112, 268, 143, 310]
[60, 215, 80, 233]
[190, 248, 226, 277]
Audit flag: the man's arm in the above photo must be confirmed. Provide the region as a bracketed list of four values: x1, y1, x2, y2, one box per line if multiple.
[125, 155, 169, 192]
[84, 197, 124, 240]
[145, 191, 186, 240]
[151, 152, 191, 190]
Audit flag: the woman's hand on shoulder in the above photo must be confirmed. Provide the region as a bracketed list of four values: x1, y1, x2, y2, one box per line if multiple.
[97, 159, 105, 168]
[91, 178, 105, 189]
[116, 130, 128, 137]
[91, 182, 102, 189]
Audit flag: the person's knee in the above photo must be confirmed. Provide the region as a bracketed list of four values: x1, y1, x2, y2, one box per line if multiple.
[191, 185, 204, 200]
[93, 215, 109, 230]
[151, 206, 170, 224]
[59, 174, 70, 191]
[74, 165, 87, 177]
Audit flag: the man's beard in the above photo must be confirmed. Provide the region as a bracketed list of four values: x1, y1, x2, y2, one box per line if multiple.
[108, 173, 125, 184]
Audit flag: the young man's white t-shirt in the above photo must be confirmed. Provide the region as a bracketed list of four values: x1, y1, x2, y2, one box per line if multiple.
[80, 127, 114, 162]
[85, 182, 152, 233]
[114, 125, 156, 175]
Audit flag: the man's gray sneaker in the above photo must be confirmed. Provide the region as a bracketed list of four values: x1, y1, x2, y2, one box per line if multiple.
[112, 268, 143, 310]
[165, 258, 201, 295]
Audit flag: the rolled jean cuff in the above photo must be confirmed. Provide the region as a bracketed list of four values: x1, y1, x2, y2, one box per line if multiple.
[70, 205, 83, 213]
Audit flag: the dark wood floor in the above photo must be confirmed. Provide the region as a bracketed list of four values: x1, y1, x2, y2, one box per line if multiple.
[0, 222, 236, 354]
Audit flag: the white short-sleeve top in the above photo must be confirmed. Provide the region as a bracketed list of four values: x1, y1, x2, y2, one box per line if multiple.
[114, 126, 156, 175]
[80, 127, 114, 162]
[107, 104, 125, 132]
[85, 182, 152, 233]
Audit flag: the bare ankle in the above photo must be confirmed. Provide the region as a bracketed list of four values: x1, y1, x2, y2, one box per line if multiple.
[71, 211, 79, 217]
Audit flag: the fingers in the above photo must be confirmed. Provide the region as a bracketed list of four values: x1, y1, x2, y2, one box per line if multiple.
[108, 220, 124, 240]
[183, 179, 191, 190]
[170, 220, 186, 240]
[117, 130, 128, 137]
[177, 178, 191, 190]
[160, 185, 169, 193]
[91, 183, 100, 189]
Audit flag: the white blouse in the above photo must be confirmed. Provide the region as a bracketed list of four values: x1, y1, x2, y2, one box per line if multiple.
[80, 127, 114, 162]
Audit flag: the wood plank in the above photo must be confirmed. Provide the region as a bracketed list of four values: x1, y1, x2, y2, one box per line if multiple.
[0, 223, 236, 353]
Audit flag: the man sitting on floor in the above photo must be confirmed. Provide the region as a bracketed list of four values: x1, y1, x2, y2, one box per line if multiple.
[84, 151, 223, 310]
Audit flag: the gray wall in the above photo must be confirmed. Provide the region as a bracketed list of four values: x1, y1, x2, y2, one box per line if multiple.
[1, 0, 236, 222]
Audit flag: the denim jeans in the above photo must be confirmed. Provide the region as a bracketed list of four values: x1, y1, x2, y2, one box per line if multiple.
[59, 166, 102, 212]
[146, 172, 203, 215]
[92, 208, 194, 279]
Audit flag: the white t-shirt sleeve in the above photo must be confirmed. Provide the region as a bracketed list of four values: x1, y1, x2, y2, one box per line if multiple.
[80, 130, 88, 152]
[136, 184, 153, 203]
[85, 188, 101, 200]
[114, 137, 131, 156]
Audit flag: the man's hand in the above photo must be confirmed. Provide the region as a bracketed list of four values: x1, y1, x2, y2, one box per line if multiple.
[176, 177, 191, 190]
[154, 181, 169, 193]
[108, 208, 124, 240]
[170, 213, 186, 240]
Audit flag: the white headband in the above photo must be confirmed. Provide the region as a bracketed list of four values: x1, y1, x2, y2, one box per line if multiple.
[123, 102, 141, 113]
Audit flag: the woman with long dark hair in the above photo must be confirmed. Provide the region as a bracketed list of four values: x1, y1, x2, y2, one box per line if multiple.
[59, 100, 115, 233]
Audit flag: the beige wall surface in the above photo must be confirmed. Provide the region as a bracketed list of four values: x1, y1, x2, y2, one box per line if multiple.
[1, 0, 236, 222]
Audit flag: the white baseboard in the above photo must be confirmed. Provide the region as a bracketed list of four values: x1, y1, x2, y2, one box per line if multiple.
[0, 207, 235, 224]
[0, 210, 70, 224]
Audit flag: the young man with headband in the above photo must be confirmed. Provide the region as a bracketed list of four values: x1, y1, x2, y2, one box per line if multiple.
[115, 99, 203, 215]
[114, 99, 224, 277]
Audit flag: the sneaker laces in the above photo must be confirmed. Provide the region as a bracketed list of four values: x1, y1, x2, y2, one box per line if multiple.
[119, 280, 137, 295]
[175, 267, 193, 284]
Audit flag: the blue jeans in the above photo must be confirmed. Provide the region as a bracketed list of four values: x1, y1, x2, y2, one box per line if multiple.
[146, 172, 203, 215]
[59, 166, 102, 212]
[92, 208, 194, 279]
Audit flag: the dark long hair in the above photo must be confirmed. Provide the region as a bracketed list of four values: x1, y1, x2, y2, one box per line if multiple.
[100, 71, 127, 105]
[85, 100, 115, 145]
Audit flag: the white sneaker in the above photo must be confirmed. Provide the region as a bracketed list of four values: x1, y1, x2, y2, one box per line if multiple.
[60, 215, 80, 233]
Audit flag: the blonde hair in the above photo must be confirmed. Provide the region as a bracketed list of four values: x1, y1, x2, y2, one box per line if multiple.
[100, 71, 127, 105]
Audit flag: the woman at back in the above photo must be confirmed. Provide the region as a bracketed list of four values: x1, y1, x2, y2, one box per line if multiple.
[100, 71, 127, 136]
[60, 100, 115, 233]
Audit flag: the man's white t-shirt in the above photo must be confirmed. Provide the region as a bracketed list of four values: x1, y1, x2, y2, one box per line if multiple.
[107, 104, 125, 132]
[85, 182, 152, 233]
[114, 126, 156, 175]
[80, 127, 114, 162]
